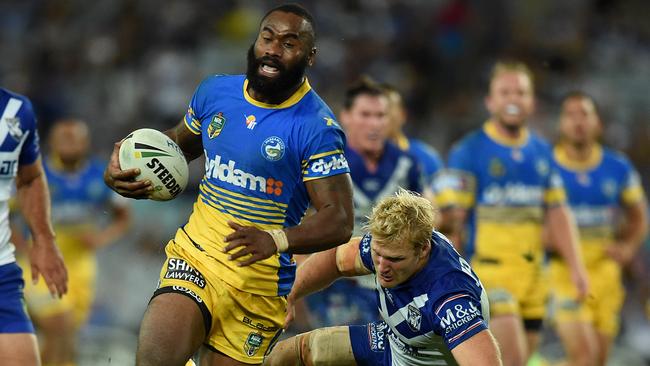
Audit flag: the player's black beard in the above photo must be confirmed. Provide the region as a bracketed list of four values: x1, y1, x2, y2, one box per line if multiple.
[246, 45, 308, 100]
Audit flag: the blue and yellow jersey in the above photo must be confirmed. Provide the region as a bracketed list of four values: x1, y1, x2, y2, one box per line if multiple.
[436, 121, 565, 263]
[181, 75, 349, 296]
[553, 144, 645, 265]
[44, 157, 119, 262]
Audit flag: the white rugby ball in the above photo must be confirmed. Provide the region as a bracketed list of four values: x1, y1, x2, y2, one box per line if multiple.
[118, 128, 189, 201]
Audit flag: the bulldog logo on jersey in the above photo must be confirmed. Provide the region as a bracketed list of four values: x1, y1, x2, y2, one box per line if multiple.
[208, 112, 226, 139]
[244, 332, 264, 357]
[407, 304, 422, 331]
[4, 117, 23, 141]
[261, 136, 285, 162]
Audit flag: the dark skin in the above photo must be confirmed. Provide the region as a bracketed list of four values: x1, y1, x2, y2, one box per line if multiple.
[105, 12, 353, 366]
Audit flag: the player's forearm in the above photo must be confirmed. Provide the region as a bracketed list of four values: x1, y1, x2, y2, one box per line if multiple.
[547, 205, 584, 271]
[285, 203, 353, 254]
[95, 206, 131, 248]
[289, 248, 342, 301]
[17, 171, 55, 244]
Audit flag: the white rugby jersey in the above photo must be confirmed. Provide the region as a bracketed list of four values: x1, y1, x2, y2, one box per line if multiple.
[0, 88, 40, 265]
[359, 231, 490, 365]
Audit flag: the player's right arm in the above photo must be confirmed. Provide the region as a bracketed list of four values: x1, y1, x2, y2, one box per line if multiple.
[451, 330, 502, 366]
[284, 237, 371, 327]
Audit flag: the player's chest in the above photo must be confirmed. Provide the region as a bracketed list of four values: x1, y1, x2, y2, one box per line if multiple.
[562, 168, 620, 205]
[378, 288, 433, 343]
[475, 144, 549, 185]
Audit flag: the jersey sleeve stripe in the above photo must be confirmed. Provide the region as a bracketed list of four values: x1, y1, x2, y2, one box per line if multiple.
[184, 115, 201, 135]
[435, 293, 470, 314]
[543, 187, 566, 205]
[448, 320, 484, 344]
[302, 170, 348, 182]
[622, 186, 645, 205]
[307, 149, 344, 161]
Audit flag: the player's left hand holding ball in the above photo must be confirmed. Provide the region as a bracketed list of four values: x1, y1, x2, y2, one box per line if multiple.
[224, 221, 278, 266]
[104, 140, 153, 199]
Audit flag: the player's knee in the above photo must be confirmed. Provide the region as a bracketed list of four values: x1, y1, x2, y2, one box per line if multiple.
[299, 328, 342, 366]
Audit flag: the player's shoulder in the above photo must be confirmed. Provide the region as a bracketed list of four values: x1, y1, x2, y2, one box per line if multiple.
[527, 130, 553, 151]
[451, 128, 484, 152]
[194, 74, 244, 96]
[0, 88, 35, 114]
[409, 138, 441, 157]
[601, 146, 634, 169]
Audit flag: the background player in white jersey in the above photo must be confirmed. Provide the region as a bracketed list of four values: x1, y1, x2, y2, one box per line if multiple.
[548, 91, 648, 366]
[0, 88, 67, 366]
[18, 119, 130, 366]
[434, 61, 588, 366]
[104, 4, 354, 366]
[265, 190, 501, 366]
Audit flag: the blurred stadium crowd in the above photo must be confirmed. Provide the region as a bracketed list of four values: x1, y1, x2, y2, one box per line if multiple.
[1, 0, 649, 365]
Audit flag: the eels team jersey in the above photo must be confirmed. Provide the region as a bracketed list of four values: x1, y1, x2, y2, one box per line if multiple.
[44, 157, 121, 261]
[395, 134, 443, 186]
[436, 121, 566, 263]
[180, 75, 349, 297]
[347, 142, 423, 235]
[356, 231, 489, 365]
[0, 88, 40, 266]
[553, 144, 645, 265]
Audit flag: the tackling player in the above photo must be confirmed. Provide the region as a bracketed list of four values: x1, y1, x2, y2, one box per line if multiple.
[104, 4, 354, 366]
[264, 190, 501, 366]
[549, 92, 648, 366]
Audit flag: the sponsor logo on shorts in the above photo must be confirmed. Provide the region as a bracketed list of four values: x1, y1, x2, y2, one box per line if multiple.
[368, 321, 388, 352]
[242, 316, 278, 332]
[244, 332, 264, 357]
[164, 258, 206, 288]
[172, 285, 203, 304]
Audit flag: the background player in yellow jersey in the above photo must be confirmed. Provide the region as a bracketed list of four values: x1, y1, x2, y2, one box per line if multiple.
[104, 4, 354, 366]
[18, 119, 130, 366]
[435, 61, 589, 366]
[549, 92, 648, 366]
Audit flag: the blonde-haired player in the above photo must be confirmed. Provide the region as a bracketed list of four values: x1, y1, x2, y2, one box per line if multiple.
[265, 190, 501, 366]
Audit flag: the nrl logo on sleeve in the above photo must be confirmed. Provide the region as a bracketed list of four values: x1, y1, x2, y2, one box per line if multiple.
[208, 112, 226, 139]
[244, 332, 264, 357]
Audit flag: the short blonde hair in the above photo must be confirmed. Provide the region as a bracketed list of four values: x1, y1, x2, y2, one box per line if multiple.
[490, 60, 535, 91]
[364, 189, 436, 251]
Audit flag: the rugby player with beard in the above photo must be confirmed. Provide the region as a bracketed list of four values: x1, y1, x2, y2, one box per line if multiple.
[104, 4, 354, 366]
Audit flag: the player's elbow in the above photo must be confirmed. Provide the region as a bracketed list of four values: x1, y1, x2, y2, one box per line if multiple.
[332, 208, 353, 245]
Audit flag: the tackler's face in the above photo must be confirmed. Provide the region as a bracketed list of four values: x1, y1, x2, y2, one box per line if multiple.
[370, 238, 429, 289]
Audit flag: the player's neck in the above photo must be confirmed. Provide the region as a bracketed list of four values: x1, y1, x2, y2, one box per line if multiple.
[493, 119, 525, 140]
[247, 78, 304, 105]
[50, 154, 85, 172]
[563, 141, 596, 163]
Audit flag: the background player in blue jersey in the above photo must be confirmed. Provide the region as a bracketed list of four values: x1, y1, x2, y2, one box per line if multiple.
[0, 88, 67, 366]
[548, 92, 648, 366]
[103, 4, 354, 366]
[382, 84, 443, 195]
[306, 77, 424, 327]
[18, 119, 130, 366]
[264, 190, 501, 366]
[434, 61, 589, 366]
